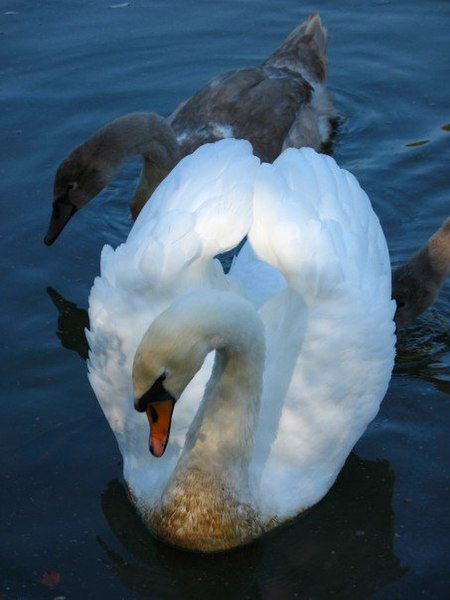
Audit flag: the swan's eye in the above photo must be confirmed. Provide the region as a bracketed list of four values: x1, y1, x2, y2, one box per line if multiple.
[66, 182, 78, 193]
[134, 371, 173, 413]
[396, 298, 407, 309]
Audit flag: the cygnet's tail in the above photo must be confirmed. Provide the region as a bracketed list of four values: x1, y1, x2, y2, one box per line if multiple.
[264, 14, 328, 83]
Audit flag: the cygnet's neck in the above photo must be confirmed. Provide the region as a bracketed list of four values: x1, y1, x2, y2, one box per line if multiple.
[392, 218, 450, 326]
[401, 217, 450, 288]
[82, 112, 181, 218]
[422, 218, 450, 279]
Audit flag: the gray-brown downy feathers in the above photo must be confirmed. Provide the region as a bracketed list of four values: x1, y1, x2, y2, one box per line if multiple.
[392, 218, 450, 326]
[45, 14, 335, 245]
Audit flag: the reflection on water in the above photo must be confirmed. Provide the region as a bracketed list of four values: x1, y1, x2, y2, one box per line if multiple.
[395, 314, 450, 393]
[47, 287, 90, 361]
[405, 139, 430, 148]
[99, 455, 403, 599]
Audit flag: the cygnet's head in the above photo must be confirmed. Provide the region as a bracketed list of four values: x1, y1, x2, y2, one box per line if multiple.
[392, 260, 440, 326]
[44, 150, 109, 245]
[392, 218, 450, 326]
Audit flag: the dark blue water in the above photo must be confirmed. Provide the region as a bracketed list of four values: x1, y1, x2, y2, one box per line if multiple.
[1, 1, 449, 598]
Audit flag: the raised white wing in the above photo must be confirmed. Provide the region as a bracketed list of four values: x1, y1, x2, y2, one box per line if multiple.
[245, 148, 396, 519]
[87, 139, 260, 501]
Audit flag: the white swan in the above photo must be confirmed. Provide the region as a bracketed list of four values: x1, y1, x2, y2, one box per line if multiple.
[87, 139, 396, 552]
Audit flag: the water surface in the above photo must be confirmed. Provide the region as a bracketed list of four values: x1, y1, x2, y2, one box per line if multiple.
[1, 1, 449, 598]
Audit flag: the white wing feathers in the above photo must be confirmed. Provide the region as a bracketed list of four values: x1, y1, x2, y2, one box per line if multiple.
[246, 148, 395, 518]
[87, 139, 260, 500]
[87, 140, 395, 515]
[249, 148, 388, 303]
[99, 139, 259, 295]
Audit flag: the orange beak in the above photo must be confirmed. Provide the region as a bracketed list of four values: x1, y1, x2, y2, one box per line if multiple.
[146, 399, 175, 457]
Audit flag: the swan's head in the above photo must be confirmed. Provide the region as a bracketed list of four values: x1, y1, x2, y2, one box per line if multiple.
[132, 305, 211, 458]
[44, 150, 109, 245]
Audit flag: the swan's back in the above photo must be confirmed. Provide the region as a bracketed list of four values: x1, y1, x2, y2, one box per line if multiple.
[169, 15, 335, 161]
[242, 148, 396, 519]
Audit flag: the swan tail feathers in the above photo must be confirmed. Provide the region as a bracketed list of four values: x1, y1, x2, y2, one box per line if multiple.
[264, 14, 328, 83]
[302, 14, 327, 56]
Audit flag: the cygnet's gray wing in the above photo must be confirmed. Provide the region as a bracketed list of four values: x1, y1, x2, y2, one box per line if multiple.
[168, 67, 312, 163]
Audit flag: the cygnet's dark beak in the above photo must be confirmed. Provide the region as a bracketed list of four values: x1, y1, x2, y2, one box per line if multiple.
[44, 201, 78, 246]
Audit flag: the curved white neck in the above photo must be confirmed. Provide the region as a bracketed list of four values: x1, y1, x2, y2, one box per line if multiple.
[185, 330, 265, 475]
[166, 292, 266, 477]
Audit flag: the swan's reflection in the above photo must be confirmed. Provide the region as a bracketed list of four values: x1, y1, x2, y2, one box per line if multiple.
[45, 246, 241, 361]
[97, 454, 404, 598]
[47, 287, 90, 360]
[394, 311, 450, 394]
